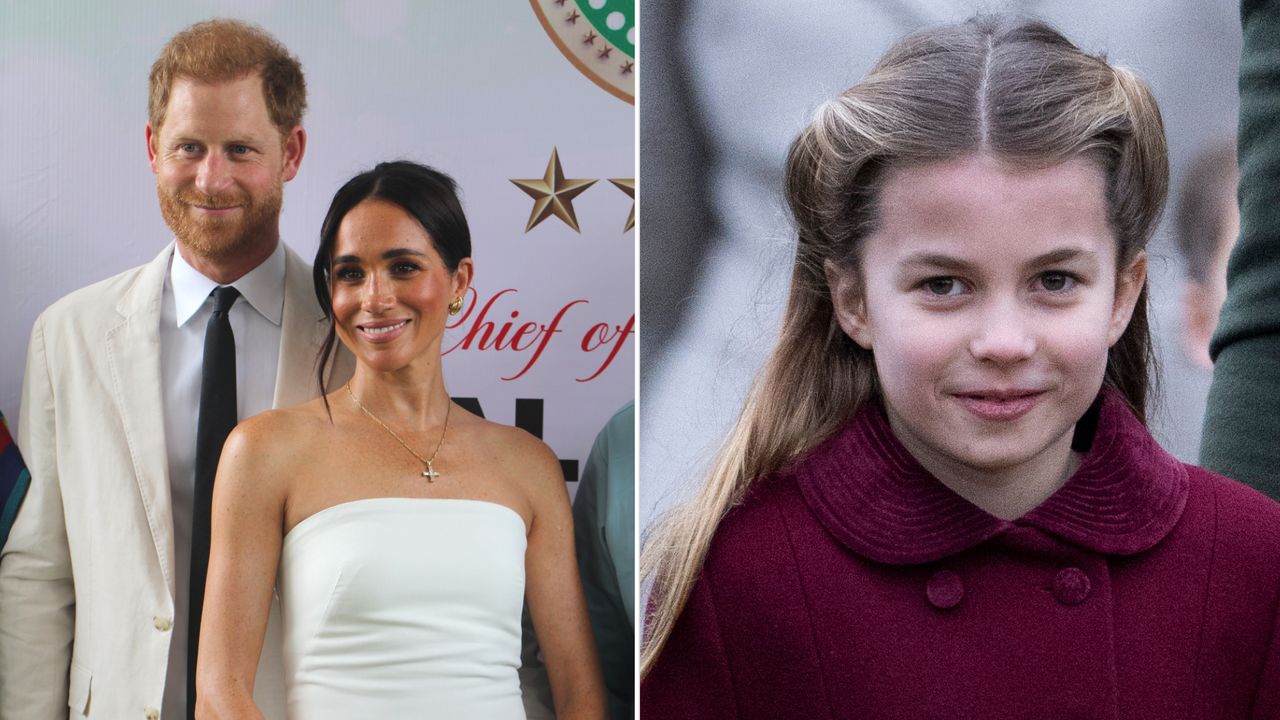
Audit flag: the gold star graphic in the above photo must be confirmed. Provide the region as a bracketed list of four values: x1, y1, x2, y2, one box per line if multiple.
[511, 148, 598, 233]
[609, 178, 635, 232]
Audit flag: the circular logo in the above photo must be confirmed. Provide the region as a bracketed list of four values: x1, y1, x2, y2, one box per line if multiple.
[530, 0, 635, 104]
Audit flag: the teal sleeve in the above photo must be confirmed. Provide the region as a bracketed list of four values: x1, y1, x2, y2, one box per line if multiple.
[1200, 0, 1280, 496]
[573, 402, 634, 720]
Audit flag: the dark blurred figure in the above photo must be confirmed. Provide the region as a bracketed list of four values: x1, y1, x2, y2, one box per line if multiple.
[1201, 0, 1280, 497]
[637, 0, 719, 378]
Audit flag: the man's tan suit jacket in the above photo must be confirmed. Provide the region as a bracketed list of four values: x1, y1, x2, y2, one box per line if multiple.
[0, 242, 352, 719]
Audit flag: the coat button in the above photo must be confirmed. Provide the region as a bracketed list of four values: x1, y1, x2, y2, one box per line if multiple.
[926, 570, 964, 609]
[1053, 567, 1091, 605]
[153, 615, 172, 632]
[144, 707, 160, 720]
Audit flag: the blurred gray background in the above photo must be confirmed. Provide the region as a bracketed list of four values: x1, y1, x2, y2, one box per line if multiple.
[639, 0, 1242, 527]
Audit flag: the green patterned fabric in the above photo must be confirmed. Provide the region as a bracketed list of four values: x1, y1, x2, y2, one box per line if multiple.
[0, 412, 31, 551]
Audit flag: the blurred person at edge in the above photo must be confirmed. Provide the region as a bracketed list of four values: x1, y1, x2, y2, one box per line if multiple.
[641, 15, 1280, 719]
[573, 401, 635, 720]
[1201, 0, 1280, 498]
[0, 411, 29, 553]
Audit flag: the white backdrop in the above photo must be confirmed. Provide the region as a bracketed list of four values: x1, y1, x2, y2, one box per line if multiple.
[0, 0, 636, 491]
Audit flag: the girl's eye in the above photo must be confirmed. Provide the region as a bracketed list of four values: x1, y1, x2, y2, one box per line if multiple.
[391, 261, 421, 274]
[924, 277, 963, 296]
[334, 267, 363, 281]
[1038, 271, 1075, 292]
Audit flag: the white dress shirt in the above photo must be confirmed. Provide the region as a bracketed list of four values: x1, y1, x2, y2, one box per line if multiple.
[160, 241, 285, 719]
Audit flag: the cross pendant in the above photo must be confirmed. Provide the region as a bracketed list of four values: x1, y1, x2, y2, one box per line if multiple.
[422, 462, 440, 481]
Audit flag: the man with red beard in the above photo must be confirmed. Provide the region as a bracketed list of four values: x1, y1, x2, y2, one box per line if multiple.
[0, 19, 351, 720]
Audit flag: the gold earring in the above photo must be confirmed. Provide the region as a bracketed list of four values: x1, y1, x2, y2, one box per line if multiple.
[448, 297, 463, 315]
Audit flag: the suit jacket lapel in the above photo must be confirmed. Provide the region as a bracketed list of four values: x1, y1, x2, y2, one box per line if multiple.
[105, 244, 176, 597]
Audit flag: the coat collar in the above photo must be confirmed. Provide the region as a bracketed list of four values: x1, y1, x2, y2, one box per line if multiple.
[792, 389, 1189, 565]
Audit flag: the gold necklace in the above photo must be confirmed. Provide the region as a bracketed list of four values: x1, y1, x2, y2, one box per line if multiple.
[346, 382, 451, 481]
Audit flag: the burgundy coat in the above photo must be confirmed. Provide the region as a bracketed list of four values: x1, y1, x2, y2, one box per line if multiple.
[642, 391, 1280, 719]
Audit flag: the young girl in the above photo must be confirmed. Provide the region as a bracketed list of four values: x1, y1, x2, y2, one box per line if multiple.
[641, 16, 1280, 718]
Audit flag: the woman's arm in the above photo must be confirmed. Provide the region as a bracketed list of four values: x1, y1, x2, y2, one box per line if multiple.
[518, 433, 608, 720]
[195, 413, 291, 720]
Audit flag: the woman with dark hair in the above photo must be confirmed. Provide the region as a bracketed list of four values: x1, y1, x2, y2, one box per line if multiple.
[196, 161, 606, 719]
[641, 15, 1280, 718]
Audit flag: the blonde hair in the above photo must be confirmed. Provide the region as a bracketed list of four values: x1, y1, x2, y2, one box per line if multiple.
[641, 14, 1168, 677]
[148, 18, 306, 137]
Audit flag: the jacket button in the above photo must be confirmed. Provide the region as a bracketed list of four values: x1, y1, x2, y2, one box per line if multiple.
[153, 615, 172, 632]
[144, 707, 160, 720]
[1053, 567, 1091, 605]
[926, 570, 964, 609]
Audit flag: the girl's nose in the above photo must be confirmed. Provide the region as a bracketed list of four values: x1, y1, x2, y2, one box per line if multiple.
[969, 305, 1037, 363]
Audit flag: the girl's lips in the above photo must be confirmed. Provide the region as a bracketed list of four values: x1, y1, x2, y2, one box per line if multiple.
[357, 320, 409, 343]
[953, 391, 1045, 421]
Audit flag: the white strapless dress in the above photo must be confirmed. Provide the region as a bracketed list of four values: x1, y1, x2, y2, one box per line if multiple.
[277, 498, 528, 719]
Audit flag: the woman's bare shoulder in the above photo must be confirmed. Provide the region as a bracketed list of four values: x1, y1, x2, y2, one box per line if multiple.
[222, 401, 339, 479]
[454, 410, 565, 506]
[238, 401, 334, 441]
[455, 410, 556, 466]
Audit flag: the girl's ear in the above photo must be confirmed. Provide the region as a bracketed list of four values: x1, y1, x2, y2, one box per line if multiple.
[1108, 250, 1148, 346]
[825, 259, 873, 349]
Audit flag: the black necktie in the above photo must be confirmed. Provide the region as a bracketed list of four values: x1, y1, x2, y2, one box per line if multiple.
[188, 285, 239, 719]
